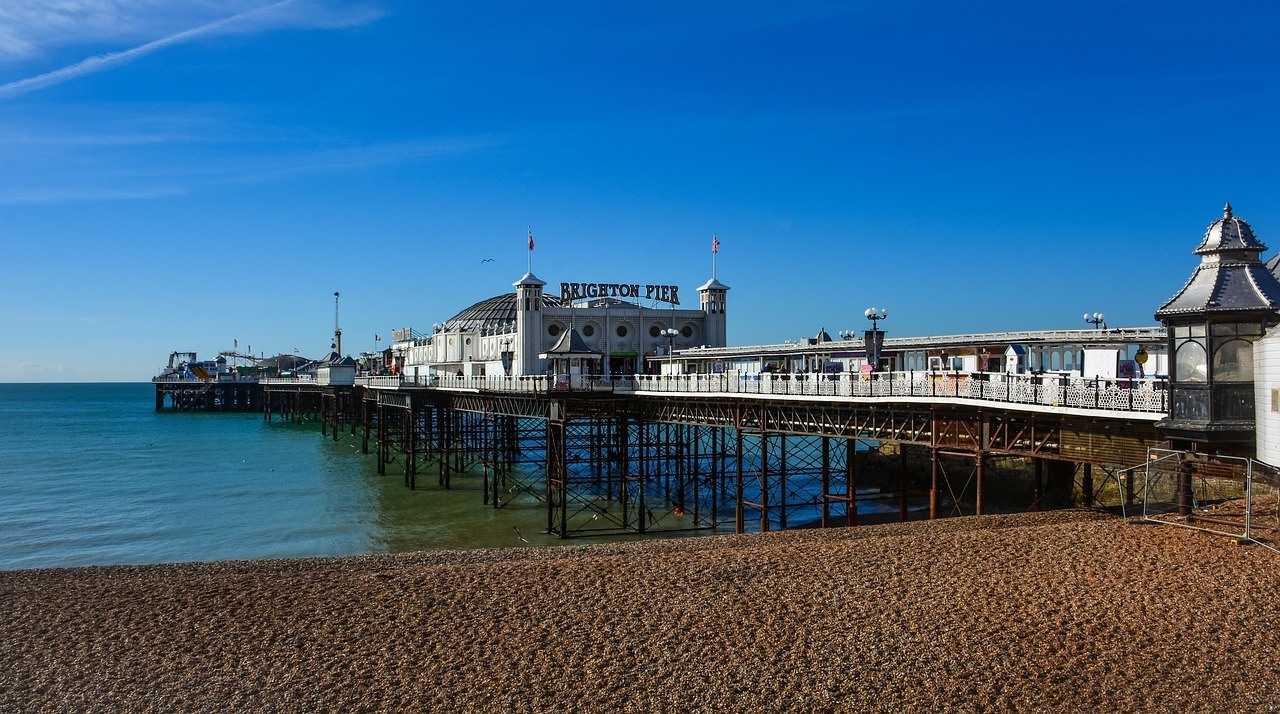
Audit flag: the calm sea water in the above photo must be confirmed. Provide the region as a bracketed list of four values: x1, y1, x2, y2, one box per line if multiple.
[0, 383, 575, 571]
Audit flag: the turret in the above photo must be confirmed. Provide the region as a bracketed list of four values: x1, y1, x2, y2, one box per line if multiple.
[514, 272, 547, 375]
[1155, 203, 1280, 446]
[698, 278, 729, 347]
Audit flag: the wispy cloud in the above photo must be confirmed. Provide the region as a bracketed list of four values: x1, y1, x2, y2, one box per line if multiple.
[0, 186, 188, 206]
[0, 135, 503, 205]
[0, 1, 385, 99]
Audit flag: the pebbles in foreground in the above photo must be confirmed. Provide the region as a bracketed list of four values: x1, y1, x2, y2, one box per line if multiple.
[2, 510, 1279, 712]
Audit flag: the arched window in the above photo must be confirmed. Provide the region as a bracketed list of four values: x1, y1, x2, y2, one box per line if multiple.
[1175, 341, 1207, 383]
[1213, 339, 1254, 382]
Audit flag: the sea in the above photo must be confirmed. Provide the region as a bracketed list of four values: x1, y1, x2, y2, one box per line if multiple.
[0, 382, 579, 571]
[0, 383, 904, 572]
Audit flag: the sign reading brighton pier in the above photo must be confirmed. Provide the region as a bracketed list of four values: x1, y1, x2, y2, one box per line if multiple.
[560, 282, 680, 305]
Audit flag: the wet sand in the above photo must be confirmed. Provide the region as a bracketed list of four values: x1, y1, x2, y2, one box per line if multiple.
[2, 510, 1279, 712]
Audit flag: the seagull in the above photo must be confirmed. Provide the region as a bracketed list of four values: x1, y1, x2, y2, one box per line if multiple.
[481, 258, 494, 263]
[513, 526, 529, 543]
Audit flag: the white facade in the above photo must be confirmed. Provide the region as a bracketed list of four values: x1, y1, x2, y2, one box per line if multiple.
[1254, 327, 1280, 465]
[395, 272, 729, 379]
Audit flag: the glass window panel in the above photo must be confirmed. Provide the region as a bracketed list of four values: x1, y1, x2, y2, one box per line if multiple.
[1213, 339, 1254, 382]
[1190, 325, 1206, 337]
[1211, 324, 1238, 337]
[1175, 341, 1207, 383]
[1174, 326, 1191, 338]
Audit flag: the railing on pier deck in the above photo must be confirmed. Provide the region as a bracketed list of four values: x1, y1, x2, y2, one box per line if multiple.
[356, 370, 1167, 416]
[356, 374, 625, 393]
[152, 375, 257, 383]
[632, 371, 1168, 415]
[259, 375, 317, 385]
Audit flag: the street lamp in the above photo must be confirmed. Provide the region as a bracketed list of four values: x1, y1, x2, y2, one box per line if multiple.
[1084, 312, 1107, 330]
[864, 307, 888, 371]
[661, 328, 679, 375]
[838, 330, 857, 340]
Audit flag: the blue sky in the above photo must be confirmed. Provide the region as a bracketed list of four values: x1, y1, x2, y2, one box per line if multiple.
[2, 1, 1279, 381]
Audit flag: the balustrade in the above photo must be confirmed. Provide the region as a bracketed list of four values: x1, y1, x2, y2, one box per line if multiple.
[350, 369, 1167, 415]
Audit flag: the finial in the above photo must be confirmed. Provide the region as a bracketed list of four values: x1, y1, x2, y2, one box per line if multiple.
[1224, 202, 1233, 218]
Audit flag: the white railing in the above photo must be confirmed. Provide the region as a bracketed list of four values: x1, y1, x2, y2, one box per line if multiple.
[356, 375, 409, 388]
[259, 375, 317, 385]
[356, 374, 558, 393]
[350, 369, 1167, 416]
[630, 371, 1169, 415]
[152, 374, 255, 384]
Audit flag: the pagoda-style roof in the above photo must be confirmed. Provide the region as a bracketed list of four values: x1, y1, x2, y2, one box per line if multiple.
[539, 328, 601, 359]
[1156, 204, 1280, 319]
[1194, 202, 1267, 255]
[317, 351, 357, 367]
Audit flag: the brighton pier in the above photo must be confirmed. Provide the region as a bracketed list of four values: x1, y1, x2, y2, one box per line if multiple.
[156, 205, 1280, 543]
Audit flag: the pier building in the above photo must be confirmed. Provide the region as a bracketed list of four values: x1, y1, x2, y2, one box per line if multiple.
[171, 204, 1280, 545]
[390, 273, 729, 382]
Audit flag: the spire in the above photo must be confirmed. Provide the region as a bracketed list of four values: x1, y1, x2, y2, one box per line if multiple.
[1224, 202, 1233, 219]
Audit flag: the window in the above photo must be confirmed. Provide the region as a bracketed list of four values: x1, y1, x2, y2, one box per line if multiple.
[1175, 340, 1207, 382]
[617, 325, 628, 337]
[682, 326, 693, 337]
[1213, 339, 1254, 382]
[548, 324, 561, 337]
[583, 325, 594, 337]
[649, 325, 661, 337]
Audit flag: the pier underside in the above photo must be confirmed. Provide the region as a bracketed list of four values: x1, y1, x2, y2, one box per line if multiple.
[241, 382, 1181, 539]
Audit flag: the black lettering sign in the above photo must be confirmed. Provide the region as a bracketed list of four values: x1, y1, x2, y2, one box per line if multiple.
[559, 281, 680, 305]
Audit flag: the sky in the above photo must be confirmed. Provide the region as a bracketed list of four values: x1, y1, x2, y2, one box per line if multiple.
[2, 0, 1280, 382]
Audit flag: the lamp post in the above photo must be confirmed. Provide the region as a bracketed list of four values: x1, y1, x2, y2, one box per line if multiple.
[863, 307, 888, 371]
[1084, 312, 1106, 330]
[661, 328, 679, 375]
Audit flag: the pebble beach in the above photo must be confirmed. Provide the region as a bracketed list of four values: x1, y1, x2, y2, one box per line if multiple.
[2, 510, 1279, 713]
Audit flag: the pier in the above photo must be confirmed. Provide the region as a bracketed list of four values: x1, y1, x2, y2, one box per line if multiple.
[158, 204, 1280, 543]
[253, 367, 1171, 538]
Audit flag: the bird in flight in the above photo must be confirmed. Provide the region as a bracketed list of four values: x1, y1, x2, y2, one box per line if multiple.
[481, 258, 494, 263]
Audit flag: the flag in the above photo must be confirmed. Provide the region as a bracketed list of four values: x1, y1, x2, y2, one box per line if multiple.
[711, 234, 720, 254]
[234, 338, 238, 349]
[376, 334, 381, 342]
[528, 228, 535, 251]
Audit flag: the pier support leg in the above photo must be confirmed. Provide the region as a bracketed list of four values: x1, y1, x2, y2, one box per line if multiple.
[899, 444, 909, 522]
[847, 438, 858, 527]
[1082, 463, 1094, 508]
[735, 428, 745, 535]
[1033, 458, 1043, 511]
[820, 437, 831, 527]
[1177, 461, 1194, 517]
[930, 448, 940, 520]
[975, 451, 985, 516]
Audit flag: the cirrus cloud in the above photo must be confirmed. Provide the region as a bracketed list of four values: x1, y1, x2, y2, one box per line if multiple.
[0, 0, 385, 97]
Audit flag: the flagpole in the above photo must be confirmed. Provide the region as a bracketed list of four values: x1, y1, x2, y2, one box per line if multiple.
[712, 233, 719, 279]
[527, 226, 533, 273]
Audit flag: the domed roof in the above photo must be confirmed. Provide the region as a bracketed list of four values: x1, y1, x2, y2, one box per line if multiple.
[442, 292, 563, 333]
[1195, 203, 1267, 255]
[1156, 203, 1280, 319]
